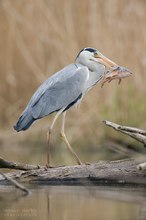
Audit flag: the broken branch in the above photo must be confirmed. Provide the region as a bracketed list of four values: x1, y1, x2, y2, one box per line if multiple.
[103, 120, 146, 146]
[0, 157, 44, 170]
[0, 172, 30, 194]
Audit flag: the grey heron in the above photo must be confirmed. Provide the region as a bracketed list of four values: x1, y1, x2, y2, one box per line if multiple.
[14, 47, 122, 167]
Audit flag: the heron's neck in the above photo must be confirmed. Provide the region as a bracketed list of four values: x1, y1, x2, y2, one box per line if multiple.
[75, 59, 103, 72]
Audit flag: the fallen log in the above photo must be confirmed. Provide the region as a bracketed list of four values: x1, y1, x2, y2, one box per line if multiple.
[0, 158, 146, 185]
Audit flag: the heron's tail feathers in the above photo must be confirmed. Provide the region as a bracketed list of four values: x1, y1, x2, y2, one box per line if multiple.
[14, 110, 35, 132]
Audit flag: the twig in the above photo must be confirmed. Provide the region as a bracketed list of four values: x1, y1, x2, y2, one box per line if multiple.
[103, 120, 146, 146]
[0, 172, 30, 195]
[0, 157, 44, 170]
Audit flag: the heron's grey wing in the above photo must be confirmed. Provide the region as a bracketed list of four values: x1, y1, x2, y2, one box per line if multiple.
[28, 64, 78, 107]
[31, 65, 89, 119]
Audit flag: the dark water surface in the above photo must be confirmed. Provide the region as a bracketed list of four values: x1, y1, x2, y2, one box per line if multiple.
[0, 185, 146, 220]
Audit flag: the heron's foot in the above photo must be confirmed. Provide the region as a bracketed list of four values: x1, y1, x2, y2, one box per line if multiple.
[85, 162, 91, 165]
[45, 164, 55, 169]
[37, 165, 41, 169]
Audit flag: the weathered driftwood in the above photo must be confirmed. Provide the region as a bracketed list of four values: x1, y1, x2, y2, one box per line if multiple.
[103, 120, 146, 146]
[0, 172, 30, 194]
[0, 158, 146, 185]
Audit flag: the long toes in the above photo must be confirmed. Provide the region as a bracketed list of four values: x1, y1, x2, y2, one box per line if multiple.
[45, 164, 55, 169]
[85, 162, 91, 165]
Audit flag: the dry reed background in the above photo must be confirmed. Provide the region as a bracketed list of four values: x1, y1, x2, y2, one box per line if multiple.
[0, 0, 146, 163]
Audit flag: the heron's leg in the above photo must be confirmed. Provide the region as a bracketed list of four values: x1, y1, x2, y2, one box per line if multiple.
[47, 109, 63, 167]
[60, 112, 82, 165]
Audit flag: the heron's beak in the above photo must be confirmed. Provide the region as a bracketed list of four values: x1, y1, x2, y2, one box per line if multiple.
[95, 54, 118, 68]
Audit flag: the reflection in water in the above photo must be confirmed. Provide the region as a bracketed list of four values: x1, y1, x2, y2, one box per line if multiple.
[0, 185, 146, 220]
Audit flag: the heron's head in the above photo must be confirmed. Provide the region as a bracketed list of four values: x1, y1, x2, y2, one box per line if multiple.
[76, 47, 117, 69]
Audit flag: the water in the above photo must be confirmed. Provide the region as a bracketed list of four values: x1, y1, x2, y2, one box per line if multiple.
[0, 185, 146, 220]
[0, 142, 146, 220]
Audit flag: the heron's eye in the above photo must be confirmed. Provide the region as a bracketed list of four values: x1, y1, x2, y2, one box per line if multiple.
[94, 51, 101, 57]
[94, 51, 99, 57]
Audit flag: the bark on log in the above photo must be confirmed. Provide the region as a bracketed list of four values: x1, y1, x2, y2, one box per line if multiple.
[0, 158, 146, 185]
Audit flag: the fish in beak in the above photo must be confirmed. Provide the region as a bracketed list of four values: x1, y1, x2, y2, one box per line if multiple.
[101, 66, 132, 87]
[94, 52, 132, 87]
